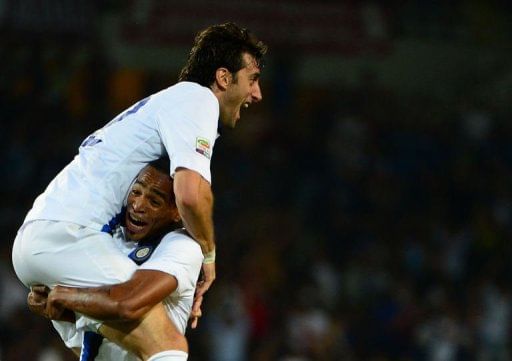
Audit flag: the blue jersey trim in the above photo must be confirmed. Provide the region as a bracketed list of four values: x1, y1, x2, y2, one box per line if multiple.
[128, 236, 163, 265]
[80, 331, 103, 361]
[101, 207, 126, 234]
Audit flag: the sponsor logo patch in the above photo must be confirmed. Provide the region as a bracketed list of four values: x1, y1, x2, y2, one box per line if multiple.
[195, 137, 211, 159]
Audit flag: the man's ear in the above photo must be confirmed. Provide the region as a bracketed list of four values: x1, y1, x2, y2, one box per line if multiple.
[215, 68, 231, 90]
[171, 207, 181, 223]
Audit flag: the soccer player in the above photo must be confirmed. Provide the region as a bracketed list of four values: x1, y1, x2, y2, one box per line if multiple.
[29, 158, 203, 360]
[12, 22, 266, 361]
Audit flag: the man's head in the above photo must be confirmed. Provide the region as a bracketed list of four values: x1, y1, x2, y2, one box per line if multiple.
[178, 22, 267, 128]
[125, 158, 181, 242]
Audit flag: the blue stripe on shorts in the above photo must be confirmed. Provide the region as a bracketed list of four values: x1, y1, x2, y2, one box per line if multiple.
[81, 331, 103, 361]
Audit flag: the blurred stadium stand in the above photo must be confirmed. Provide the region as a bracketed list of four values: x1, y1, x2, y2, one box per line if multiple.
[2, 1, 512, 360]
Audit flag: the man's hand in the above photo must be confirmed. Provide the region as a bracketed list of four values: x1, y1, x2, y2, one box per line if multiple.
[28, 285, 75, 322]
[189, 294, 203, 329]
[196, 262, 216, 298]
[190, 262, 215, 329]
[28, 285, 50, 318]
[46, 286, 76, 322]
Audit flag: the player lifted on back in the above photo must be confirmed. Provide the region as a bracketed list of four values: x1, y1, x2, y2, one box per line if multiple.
[12, 22, 267, 361]
[29, 158, 204, 360]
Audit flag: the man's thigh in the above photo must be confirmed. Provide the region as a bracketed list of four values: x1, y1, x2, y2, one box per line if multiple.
[99, 304, 188, 359]
[12, 220, 137, 288]
[76, 305, 186, 361]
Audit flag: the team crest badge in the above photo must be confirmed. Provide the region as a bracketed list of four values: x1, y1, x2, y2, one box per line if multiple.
[135, 247, 150, 259]
[128, 245, 154, 265]
[195, 137, 211, 159]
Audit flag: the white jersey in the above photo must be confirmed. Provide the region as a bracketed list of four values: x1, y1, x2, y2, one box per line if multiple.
[142, 233, 203, 333]
[82, 229, 203, 361]
[113, 228, 203, 334]
[24, 82, 219, 232]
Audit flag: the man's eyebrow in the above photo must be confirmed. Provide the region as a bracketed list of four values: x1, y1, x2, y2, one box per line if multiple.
[149, 187, 167, 201]
[133, 176, 169, 201]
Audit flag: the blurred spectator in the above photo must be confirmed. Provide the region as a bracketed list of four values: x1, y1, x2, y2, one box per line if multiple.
[205, 283, 251, 361]
[477, 281, 511, 361]
[3, 2, 512, 360]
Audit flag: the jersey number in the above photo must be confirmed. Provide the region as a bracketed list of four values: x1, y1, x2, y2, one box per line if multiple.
[115, 96, 150, 123]
[80, 97, 150, 148]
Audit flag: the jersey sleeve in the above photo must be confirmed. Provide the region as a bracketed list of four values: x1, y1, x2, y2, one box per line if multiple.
[139, 233, 204, 295]
[156, 89, 219, 184]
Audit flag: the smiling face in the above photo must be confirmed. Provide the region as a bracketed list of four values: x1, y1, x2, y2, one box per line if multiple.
[219, 52, 262, 128]
[125, 165, 180, 242]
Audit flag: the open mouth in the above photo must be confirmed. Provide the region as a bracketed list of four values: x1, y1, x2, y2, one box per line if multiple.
[126, 213, 148, 233]
[237, 102, 249, 121]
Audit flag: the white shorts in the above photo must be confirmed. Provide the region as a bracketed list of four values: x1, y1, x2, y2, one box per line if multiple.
[12, 220, 137, 288]
[12, 220, 138, 348]
[95, 338, 140, 361]
[79, 331, 140, 361]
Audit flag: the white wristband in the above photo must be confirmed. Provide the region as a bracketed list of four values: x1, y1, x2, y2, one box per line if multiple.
[203, 249, 216, 264]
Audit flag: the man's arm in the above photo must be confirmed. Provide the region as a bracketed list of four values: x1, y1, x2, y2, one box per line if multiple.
[173, 168, 215, 253]
[47, 270, 177, 322]
[173, 168, 216, 297]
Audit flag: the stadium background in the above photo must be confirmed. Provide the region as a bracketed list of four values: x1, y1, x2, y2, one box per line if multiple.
[2, 1, 512, 360]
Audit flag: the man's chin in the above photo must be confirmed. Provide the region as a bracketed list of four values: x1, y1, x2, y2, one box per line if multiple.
[126, 229, 146, 242]
[233, 113, 240, 126]
[220, 116, 238, 129]
[227, 119, 238, 129]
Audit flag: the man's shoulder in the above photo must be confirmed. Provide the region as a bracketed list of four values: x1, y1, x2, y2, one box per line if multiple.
[147, 229, 204, 268]
[158, 82, 215, 102]
[161, 228, 193, 240]
[160, 229, 202, 252]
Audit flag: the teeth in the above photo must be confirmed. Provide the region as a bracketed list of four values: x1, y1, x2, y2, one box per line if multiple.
[243, 103, 249, 109]
[130, 214, 143, 223]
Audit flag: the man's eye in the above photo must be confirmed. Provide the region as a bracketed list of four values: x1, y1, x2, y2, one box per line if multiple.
[131, 189, 141, 195]
[150, 199, 161, 207]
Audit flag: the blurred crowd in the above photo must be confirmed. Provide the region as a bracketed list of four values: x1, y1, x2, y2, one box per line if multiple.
[2, 2, 512, 361]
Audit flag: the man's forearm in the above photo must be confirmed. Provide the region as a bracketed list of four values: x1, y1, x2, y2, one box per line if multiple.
[50, 286, 130, 321]
[174, 169, 216, 254]
[49, 271, 177, 323]
[177, 188, 215, 253]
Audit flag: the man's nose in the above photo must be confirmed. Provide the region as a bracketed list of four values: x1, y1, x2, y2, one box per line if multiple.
[252, 83, 262, 103]
[132, 197, 146, 212]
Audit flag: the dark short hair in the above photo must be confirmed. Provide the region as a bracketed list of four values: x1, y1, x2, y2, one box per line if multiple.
[146, 157, 175, 204]
[178, 22, 267, 87]
[148, 157, 170, 175]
